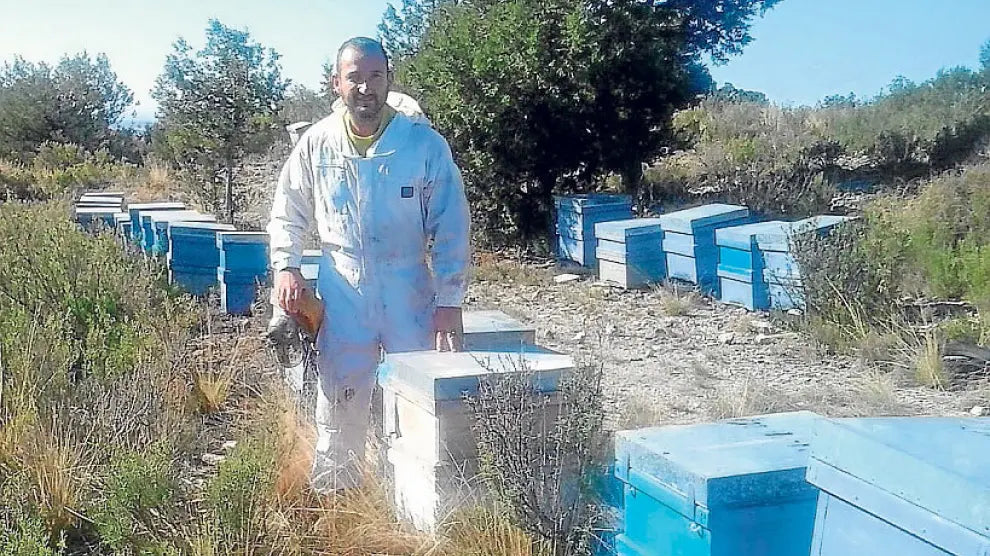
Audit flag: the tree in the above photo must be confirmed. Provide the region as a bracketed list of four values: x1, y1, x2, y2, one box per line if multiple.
[0, 53, 133, 160]
[152, 19, 288, 223]
[393, 0, 779, 241]
[279, 84, 331, 126]
[981, 39, 990, 72]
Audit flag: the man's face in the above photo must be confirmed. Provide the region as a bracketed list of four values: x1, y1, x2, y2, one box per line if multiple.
[333, 47, 391, 125]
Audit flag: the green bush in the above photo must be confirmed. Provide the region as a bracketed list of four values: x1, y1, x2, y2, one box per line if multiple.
[91, 446, 175, 551]
[0, 507, 60, 556]
[204, 438, 275, 540]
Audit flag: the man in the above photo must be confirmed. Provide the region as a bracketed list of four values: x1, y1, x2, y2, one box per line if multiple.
[267, 37, 470, 492]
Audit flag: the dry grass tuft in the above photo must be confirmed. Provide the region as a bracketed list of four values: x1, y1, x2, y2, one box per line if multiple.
[850, 370, 903, 415]
[23, 431, 89, 535]
[443, 505, 544, 555]
[616, 395, 666, 430]
[711, 378, 797, 419]
[654, 286, 697, 317]
[914, 332, 951, 389]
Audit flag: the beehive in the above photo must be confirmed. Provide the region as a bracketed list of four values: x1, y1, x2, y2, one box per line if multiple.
[555, 194, 633, 268]
[167, 222, 237, 295]
[461, 310, 536, 350]
[216, 232, 270, 315]
[127, 203, 185, 243]
[380, 348, 574, 531]
[614, 411, 821, 556]
[714, 221, 791, 311]
[144, 211, 217, 255]
[300, 249, 322, 290]
[806, 417, 990, 556]
[756, 215, 853, 311]
[74, 206, 120, 228]
[658, 205, 752, 297]
[595, 218, 665, 289]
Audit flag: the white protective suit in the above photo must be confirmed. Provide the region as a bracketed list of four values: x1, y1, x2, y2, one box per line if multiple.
[267, 93, 470, 491]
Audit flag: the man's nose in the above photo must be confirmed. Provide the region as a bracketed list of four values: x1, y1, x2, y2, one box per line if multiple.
[357, 82, 369, 94]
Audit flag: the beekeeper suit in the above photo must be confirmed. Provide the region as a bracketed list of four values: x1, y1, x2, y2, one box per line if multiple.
[267, 72, 470, 490]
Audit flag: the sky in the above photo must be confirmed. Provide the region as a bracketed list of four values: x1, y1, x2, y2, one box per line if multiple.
[1, 0, 989, 124]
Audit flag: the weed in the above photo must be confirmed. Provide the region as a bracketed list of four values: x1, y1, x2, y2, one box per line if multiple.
[654, 286, 696, 317]
[616, 395, 665, 430]
[0, 506, 61, 556]
[914, 332, 951, 390]
[91, 445, 175, 551]
[857, 331, 902, 367]
[711, 379, 798, 419]
[204, 438, 275, 542]
[851, 371, 903, 415]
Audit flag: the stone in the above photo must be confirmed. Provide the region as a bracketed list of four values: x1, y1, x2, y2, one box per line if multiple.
[201, 453, 225, 466]
[718, 333, 735, 345]
[221, 440, 238, 451]
[970, 406, 986, 417]
[553, 273, 582, 284]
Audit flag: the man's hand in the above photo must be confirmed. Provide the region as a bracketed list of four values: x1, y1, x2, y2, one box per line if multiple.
[274, 268, 306, 315]
[434, 306, 464, 352]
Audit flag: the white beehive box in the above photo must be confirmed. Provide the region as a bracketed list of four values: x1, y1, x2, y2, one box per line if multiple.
[461, 310, 536, 350]
[380, 348, 574, 531]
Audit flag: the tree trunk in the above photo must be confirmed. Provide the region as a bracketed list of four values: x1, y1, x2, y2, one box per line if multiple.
[224, 161, 234, 224]
[621, 161, 644, 214]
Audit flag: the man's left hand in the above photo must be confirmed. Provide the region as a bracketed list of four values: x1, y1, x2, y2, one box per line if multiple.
[434, 306, 464, 352]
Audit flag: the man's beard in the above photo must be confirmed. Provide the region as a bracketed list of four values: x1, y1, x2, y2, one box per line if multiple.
[349, 94, 385, 124]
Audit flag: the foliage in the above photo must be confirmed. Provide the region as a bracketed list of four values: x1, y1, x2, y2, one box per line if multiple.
[0, 506, 60, 556]
[91, 446, 175, 551]
[152, 19, 288, 223]
[469, 362, 610, 556]
[278, 84, 332, 127]
[0, 53, 134, 161]
[389, 0, 778, 241]
[204, 438, 276, 541]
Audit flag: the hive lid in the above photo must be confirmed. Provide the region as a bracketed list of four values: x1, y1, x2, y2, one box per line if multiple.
[147, 210, 213, 223]
[462, 310, 534, 337]
[657, 204, 750, 234]
[217, 231, 270, 247]
[168, 221, 236, 232]
[754, 215, 854, 252]
[75, 207, 119, 215]
[715, 221, 790, 250]
[128, 202, 185, 211]
[380, 348, 574, 405]
[594, 218, 664, 242]
[615, 411, 821, 510]
[807, 416, 990, 542]
[554, 193, 632, 213]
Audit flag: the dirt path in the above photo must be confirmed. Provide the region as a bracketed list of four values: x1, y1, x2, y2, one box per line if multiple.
[465, 262, 985, 429]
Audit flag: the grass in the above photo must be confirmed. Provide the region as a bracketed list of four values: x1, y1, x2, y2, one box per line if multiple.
[914, 332, 951, 390]
[653, 285, 697, 317]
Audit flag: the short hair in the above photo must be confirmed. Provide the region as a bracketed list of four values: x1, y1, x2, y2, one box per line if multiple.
[336, 37, 390, 71]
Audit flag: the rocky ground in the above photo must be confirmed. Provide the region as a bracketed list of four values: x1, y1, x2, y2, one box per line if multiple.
[464, 259, 988, 430]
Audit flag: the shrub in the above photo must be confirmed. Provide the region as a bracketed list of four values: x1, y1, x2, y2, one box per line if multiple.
[91, 446, 175, 551]
[469, 362, 610, 556]
[204, 438, 276, 542]
[0, 506, 60, 556]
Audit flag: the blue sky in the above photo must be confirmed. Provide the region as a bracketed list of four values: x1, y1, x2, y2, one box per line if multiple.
[1, 0, 988, 123]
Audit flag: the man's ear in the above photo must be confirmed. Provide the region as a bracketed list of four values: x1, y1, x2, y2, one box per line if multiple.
[332, 73, 341, 96]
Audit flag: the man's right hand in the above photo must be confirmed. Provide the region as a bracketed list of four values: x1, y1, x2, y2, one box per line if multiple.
[274, 268, 306, 315]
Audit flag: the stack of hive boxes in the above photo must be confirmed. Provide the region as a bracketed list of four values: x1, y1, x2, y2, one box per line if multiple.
[127, 202, 185, 244]
[145, 211, 216, 256]
[658, 204, 751, 297]
[613, 411, 822, 556]
[715, 220, 791, 311]
[555, 194, 633, 268]
[216, 231, 270, 315]
[594, 218, 666, 289]
[167, 222, 237, 295]
[380, 347, 574, 531]
[461, 310, 537, 350]
[757, 215, 852, 311]
[806, 416, 990, 555]
[74, 192, 125, 228]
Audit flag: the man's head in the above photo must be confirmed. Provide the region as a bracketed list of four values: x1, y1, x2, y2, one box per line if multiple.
[333, 37, 392, 127]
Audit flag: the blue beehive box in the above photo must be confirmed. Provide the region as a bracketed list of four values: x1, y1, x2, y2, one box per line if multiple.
[555, 194, 633, 268]
[715, 221, 790, 311]
[614, 411, 822, 556]
[217, 232, 270, 315]
[755, 216, 853, 311]
[168, 222, 237, 296]
[658, 204, 752, 297]
[595, 218, 665, 289]
[128, 203, 186, 243]
[143, 211, 216, 255]
[74, 206, 119, 228]
[806, 417, 990, 556]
